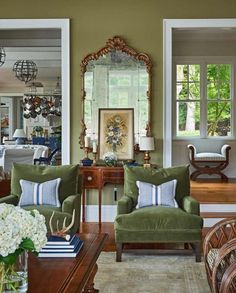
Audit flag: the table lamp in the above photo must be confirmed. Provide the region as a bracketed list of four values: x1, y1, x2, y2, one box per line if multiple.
[13, 129, 27, 145]
[139, 136, 155, 167]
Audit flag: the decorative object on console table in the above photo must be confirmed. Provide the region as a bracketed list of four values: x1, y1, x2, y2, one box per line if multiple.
[98, 108, 134, 161]
[82, 136, 93, 166]
[139, 136, 155, 167]
[103, 152, 117, 167]
[79, 166, 124, 226]
[92, 141, 97, 166]
[13, 128, 27, 145]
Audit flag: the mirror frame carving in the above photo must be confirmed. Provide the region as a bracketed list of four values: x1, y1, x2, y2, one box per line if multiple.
[79, 36, 152, 149]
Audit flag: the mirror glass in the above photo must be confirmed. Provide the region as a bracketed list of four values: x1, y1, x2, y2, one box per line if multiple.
[80, 36, 152, 150]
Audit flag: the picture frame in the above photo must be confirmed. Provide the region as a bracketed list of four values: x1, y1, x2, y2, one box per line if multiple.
[98, 108, 134, 160]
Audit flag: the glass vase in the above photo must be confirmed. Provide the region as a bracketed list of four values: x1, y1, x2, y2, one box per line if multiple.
[0, 251, 28, 293]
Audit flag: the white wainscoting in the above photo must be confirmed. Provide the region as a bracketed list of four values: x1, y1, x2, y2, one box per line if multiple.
[83, 205, 117, 222]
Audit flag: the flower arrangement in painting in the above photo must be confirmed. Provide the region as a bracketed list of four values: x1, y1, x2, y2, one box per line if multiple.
[105, 114, 127, 152]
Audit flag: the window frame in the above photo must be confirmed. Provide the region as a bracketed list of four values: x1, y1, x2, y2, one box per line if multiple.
[173, 56, 235, 140]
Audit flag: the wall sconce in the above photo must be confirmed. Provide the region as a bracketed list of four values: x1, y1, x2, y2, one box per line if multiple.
[139, 136, 155, 167]
[13, 129, 27, 145]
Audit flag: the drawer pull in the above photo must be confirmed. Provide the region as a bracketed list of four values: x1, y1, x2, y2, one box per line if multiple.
[87, 176, 93, 181]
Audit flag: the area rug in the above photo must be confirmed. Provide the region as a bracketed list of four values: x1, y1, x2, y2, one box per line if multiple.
[95, 252, 211, 293]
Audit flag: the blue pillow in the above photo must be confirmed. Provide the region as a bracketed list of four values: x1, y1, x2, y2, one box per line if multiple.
[18, 178, 61, 207]
[136, 179, 178, 209]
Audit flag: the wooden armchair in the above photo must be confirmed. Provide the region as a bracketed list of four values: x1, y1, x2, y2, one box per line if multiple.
[187, 144, 231, 180]
[203, 218, 236, 292]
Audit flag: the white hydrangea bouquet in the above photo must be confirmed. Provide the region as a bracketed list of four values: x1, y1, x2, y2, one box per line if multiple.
[0, 203, 47, 292]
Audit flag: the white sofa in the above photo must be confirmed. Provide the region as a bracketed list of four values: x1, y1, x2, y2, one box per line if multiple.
[0, 145, 49, 173]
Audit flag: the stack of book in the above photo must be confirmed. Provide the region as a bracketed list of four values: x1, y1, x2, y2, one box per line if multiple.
[38, 234, 83, 258]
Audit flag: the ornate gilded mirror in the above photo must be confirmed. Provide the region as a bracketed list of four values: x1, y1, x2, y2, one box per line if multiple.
[79, 36, 152, 157]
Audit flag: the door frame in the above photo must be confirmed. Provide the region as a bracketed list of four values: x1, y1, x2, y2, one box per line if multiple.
[163, 18, 236, 167]
[0, 19, 70, 164]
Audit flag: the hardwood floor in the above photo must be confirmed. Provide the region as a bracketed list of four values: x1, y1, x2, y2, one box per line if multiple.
[81, 179, 236, 252]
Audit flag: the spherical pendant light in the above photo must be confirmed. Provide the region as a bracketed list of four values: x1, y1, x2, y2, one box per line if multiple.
[13, 60, 38, 83]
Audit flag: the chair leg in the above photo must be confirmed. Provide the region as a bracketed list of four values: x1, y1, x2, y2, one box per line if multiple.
[116, 243, 123, 262]
[191, 242, 202, 262]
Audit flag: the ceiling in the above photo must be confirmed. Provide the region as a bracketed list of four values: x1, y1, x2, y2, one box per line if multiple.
[173, 27, 236, 41]
[0, 29, 61, 95]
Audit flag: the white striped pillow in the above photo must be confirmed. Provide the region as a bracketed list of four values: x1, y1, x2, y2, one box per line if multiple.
[136, 179, 178, 209]
[18, 178, 61, 207]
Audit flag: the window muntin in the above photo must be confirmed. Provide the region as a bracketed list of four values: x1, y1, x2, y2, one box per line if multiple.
[206, 64, 231, 137]
[176, 65, 200, 137]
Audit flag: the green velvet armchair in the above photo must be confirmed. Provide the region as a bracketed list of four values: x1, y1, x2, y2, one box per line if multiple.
[0, 163, 81, 234]
[114, 165, 203, 262]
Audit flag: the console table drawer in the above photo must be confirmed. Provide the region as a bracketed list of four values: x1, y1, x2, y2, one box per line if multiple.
[82, 170, 99, 188]
[101, 170, 124, 184]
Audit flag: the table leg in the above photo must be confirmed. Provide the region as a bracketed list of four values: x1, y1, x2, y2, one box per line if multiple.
[83, 263, 99, 293]
[82, 188, 86, 222]
[98, 188, 102, 228]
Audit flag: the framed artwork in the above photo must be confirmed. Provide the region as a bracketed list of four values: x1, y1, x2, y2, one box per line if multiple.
[98, 108, 134, 160]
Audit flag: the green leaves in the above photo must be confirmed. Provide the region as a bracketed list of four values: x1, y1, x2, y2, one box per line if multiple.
[19, 238, 35, 252]
[0, 238, 36, 265]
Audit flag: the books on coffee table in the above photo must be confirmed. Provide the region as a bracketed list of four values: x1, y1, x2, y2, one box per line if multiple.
[38, 234, 84, 258]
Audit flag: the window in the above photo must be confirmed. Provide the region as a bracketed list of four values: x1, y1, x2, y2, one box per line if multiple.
[174, 61, 232, 138]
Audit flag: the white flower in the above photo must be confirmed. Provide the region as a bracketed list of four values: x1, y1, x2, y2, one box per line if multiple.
[0, 203, 47, 257]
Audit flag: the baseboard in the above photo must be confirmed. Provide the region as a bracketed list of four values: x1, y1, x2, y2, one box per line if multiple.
[203, 218, 226, 227]
[200, 204, 236, 213]
[84, 205, 116, 222]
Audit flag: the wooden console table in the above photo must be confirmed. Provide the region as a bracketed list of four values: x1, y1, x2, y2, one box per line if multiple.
[79, 166, 124, 225]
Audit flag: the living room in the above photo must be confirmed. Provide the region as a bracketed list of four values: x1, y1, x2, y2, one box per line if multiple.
[0, 1, 236, 292]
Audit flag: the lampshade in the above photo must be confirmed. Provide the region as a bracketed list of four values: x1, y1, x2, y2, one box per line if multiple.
[139, 136, 155, 151]
[13, 129, 26, 138]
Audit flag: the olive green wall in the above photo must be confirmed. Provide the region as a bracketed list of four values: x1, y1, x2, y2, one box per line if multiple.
[1, 0, 236, 166]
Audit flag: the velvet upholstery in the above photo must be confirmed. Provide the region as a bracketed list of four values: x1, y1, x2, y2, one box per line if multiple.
[114, 165, 203, 262]
[0, 163, 81, 234]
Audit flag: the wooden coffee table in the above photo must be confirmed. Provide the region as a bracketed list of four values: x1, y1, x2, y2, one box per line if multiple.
[28, 233, 108, 293]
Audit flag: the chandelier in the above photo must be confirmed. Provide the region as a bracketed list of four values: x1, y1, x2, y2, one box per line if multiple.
[13, 60, 38, 83]
[23, 79, 61, 119]
[0, 47, 6, 67]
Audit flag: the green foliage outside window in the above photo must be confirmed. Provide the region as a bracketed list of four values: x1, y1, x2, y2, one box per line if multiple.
[176, 64, 231, 137]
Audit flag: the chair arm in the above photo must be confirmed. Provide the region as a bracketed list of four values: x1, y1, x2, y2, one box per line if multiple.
[62, 194, 81, 215]
[117, 195, 133, 215]
[62, 194, 81, 234]
[0, 194, 19, 205]
[221, 144, 231, 159]
[182, 196, 200, 215]
[187, 144, 196, 161]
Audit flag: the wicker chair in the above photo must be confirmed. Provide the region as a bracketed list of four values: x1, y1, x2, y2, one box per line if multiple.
[212, 238, 236, 293]
[203, 218, 236, 292]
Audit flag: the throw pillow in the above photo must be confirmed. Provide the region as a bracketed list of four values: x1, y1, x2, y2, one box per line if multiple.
[136, 179, 178, 209]
[18, 178, 61, 207]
